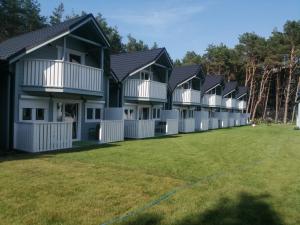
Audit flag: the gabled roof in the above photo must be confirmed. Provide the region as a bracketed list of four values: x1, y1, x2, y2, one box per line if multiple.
[0, 14, 110, 62]
[236, 86, 248, 99]
[202, 75, 224, 93]
[110, 48, 173, 82]
[223, 81, 238, 97]
[168, 65, 203, 91]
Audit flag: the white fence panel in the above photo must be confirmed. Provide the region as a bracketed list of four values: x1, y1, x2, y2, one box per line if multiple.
[166, 119, 178, 135]
[179, 118, 195, 133]
[14, 122, 72, 152]
[99, 120, 124, 143]
[124, 120, 155, 138]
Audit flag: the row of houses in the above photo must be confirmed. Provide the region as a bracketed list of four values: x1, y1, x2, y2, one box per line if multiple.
[0, 14, 250, 153]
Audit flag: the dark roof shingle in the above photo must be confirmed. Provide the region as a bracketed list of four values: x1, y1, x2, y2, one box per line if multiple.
[168, 65, 203, 91]
[110, 48, 172, 82]
[223, 81, 238, 97]
[202, 75, 224, 93]
[0, 14, 109, 61]
[236, 86, 248, 99]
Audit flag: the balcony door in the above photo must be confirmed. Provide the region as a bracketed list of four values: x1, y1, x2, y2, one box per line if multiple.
[54, 100, 82, 140]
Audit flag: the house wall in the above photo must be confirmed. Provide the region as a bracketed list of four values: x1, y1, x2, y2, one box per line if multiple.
[12, 34, 109, 143]
[0, 62, 10, 151]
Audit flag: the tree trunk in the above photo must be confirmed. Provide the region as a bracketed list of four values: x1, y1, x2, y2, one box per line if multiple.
[251, 69, 271, 120]
[275, 73, 280, 123]
[283, 46, 295, 124]
[263, 81, 271, 120]
[291, 77, 300, 122]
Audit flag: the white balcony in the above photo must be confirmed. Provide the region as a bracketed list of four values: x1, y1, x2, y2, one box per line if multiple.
[238, 100, 247, 110]
[14, 122, 72, 152]
[124, 79, 167, 101]
[179, 118, 195, 133]
[21, 59, 103, 95]
[222, 98, 237, 109]
[124, 120, 155, 139]
[172, 88, 201, 105]
[202, 94, 222, 107]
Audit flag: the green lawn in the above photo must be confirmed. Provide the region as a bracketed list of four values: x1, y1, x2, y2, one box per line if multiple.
[0, 125, 300, 225]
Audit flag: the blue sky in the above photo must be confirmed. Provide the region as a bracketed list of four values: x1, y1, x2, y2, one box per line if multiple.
[39, 0, 300, 60]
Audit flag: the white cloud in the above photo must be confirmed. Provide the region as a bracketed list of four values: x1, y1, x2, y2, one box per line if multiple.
[108, 3, 205, 29]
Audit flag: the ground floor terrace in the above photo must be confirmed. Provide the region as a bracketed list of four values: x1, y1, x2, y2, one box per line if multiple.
[1, 125, 299, 225]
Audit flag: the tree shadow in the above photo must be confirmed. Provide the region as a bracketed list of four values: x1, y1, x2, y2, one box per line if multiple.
[176, 192, 284, 225]
[118, 213, 163, 225]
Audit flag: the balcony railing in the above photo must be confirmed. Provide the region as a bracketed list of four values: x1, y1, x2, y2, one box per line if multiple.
[99, 120, 124, 144]
[222, 98, 237, 109]
[22, 59, 103, 94]
[238, 100, 247, 110]
[124, 120, 155, 138]
[202, 94, 222, 107]
[124, 79, 167, 101]
[14, 122, 72, 152]
[179, 118, 195, 133]
[172, 88, 201, 105]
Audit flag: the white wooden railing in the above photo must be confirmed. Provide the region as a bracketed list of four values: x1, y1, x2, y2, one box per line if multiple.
[222, 98, 237, 109]
[238, 100, 247, 110]
[209, 118, 219, 129]
[166, 119, 178, 135]
[202, 94, 222, 107]
[124, 120, 155, 138]
[213, 112, 229, 128]
[195, 111, 209, 131]
[99, 120, 124, 144]
[22, 59, 103, 93]
[124, 79, 167, 101]
[14, 122, 72, 152]
[172, 88, 201, 105]
[179, 118, 195, 133]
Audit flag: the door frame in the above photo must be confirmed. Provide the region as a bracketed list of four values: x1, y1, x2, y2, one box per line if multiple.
[53, 99, 82, 141]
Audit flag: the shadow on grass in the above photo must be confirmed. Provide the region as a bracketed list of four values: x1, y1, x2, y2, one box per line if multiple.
[118, 213, 163, 225]
[0, 142, 120, 163]
[176, 192, 284, 225]
[115, 193, 283, 225]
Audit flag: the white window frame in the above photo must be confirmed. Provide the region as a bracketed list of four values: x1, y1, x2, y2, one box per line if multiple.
[19, 98, 49, 122]
[85, 102, 104, 123]
[140, 70, 151, 80]
[138, 106, 151, 120]
[152, 107, 162, 120]
[124, 106, 136, 120]
[57, 46, 86, 64]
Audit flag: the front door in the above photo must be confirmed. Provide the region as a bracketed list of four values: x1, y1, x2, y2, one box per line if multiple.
[56, 102, 80, 140]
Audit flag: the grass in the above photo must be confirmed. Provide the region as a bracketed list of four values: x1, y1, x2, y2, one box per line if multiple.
[0, 124, 300, 225]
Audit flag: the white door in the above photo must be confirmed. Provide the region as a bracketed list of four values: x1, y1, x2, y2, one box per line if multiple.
[55, 102, 81, 140]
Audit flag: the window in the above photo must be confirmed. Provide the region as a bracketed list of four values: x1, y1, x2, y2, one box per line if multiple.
[69, 53, 81, 64]
[87, 108, 93, 120]
[182, 82, 190, 89]
[86, 107, 101, 122]
[22, 108, 32, 120]
[124, 108, 135, 120]
[139, 107, 150, 120]
[95, 108, 101, 120]
[189, 110, 194, 118]
[36, 108, 45, 120]
[140, 71, 150, 80]
[152, 108, 161, 119]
